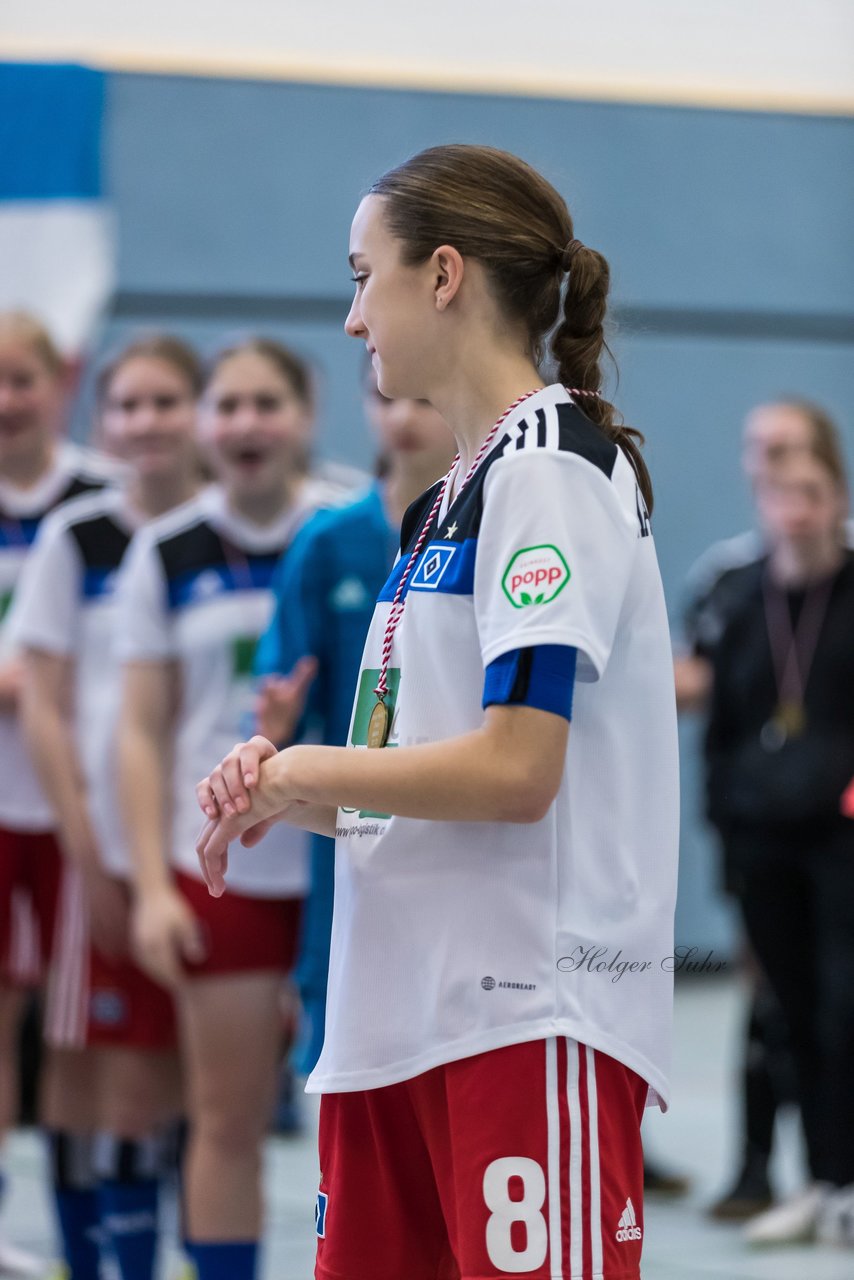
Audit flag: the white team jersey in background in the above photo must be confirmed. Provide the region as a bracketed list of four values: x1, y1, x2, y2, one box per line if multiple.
[307, 385, 680, 1107]
[0, 443, 116, 831]
[11, 487, 153, 876]
[114, 484, 323, 898]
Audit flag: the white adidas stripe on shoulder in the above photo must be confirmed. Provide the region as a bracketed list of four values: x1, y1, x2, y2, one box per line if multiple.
[42, 484, 123, 533]
[140, 489, 213, 546]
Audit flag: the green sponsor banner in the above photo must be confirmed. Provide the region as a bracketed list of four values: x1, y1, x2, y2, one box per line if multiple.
[350, 667, 400, 746]
[232, 635, 259, 678]
[0, 590, 13, 623]
[345, 666, 400, 819]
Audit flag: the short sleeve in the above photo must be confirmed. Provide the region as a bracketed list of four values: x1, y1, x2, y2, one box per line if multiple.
[474, 450, 637, 680]
[8, 513, 83, 656]
[113, 529, 176, 662]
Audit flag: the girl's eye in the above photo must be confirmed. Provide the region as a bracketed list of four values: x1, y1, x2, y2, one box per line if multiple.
[351, 274, 367, 287]
[255, 395, 280, 413]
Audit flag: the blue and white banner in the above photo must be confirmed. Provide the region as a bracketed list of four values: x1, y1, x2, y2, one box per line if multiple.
[0, 62, 114, 353]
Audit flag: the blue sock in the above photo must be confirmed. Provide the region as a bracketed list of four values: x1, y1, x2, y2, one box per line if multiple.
[48, 1132, 103, 1280]
[185, 1240, 258, 1280]
[98, 1179, 159, 1280]
[53, 1187, 103, 1280]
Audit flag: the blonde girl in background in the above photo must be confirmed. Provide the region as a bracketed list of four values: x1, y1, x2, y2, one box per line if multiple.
[14, 334, 204, 1280]
[117, 339, 329, 1280]
[0, 312, 114, 1276]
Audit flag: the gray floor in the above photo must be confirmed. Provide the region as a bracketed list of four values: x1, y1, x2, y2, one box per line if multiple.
[3, 977, 852, 1278]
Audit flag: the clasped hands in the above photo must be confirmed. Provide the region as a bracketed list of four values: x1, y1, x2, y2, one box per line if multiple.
[194, 736, 307, 897]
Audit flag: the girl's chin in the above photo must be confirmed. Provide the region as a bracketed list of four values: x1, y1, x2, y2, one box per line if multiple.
[0, 423, 43, 443]
[132, 456, 182, 478]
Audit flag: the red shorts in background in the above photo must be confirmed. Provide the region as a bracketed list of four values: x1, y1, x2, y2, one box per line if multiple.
[45, 867, 176, 1051]
[0, 826, 62, 986]
[175, 869, 302, 977]
[316, 1037, 647, 1280]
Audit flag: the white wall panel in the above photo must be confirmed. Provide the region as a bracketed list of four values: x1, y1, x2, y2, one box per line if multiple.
[3, 0, 854, 111]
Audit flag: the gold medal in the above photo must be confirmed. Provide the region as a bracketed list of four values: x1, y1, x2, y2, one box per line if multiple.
[367, 698, 390, 749]
[760, 700, 807, 752]
[776, 699, 806, 739]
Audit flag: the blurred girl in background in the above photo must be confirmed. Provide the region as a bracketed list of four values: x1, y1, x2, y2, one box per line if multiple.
[706, 426, 854, 1249]
[14, 334, 204, 1280]
[116, 339, 327, 1280]
[255, 362, 455, 1075]
[0, 312, 114, 1276]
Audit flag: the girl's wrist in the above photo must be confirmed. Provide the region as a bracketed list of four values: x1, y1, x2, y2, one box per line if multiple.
[268, 743, 311, 806]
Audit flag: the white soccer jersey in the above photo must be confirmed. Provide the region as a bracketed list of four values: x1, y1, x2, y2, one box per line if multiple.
[115, 484, 323, 897]
[307, 385, 680, 1107]
[0, 443, 116, 831]
[10, 487, 151, 876]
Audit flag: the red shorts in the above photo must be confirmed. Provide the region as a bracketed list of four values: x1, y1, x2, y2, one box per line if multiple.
[45, 868, 177, 1051]
[175, 870, 302, 977]
[0, 825, 62, 986]
[316, 1037, 647, 1280]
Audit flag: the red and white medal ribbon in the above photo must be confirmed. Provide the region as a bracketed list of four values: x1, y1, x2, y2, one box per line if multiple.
[373, 388, 546, 701]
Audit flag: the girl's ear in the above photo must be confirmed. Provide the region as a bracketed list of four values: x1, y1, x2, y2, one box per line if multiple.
[432, 245, 465, 311]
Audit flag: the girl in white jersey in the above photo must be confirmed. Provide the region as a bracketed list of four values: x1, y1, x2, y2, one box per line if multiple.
[13, 335, 204, 1280]
[196, 146, 680, 1280]
[117, 340, 322, 1280]
[0, 312, 114, 1277]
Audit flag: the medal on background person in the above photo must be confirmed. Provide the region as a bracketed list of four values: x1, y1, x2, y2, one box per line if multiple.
[759, 567, 834, 753]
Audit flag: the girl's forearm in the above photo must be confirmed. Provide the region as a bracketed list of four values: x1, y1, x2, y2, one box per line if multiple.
[267, 709, 566, 826]
[119, 721, 173, 895]
[21, 678, 98, 869]
[0, 659, 22, 711]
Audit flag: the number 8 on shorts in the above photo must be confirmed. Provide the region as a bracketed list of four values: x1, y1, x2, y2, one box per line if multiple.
[483, 1158, 548, 1272]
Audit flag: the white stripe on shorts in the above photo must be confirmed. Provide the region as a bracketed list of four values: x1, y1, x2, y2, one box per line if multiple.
[586, 1043, 603, 1277]
[545, 1037, 563, 1278]
[566, 1038, 583, 1278]
[45, 867, 89, 1049]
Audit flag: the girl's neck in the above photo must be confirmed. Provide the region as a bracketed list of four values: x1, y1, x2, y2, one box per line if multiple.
[0, 437, 56, 489]
[227, 474, 303, 527]
[429, 354, 545, 477]
[769, 536, 844, 588]
[383, 457, 450, 526]
[127, 470, 201, 521]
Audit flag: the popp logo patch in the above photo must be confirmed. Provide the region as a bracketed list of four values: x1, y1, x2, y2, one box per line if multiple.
[502, 544, 570, 608]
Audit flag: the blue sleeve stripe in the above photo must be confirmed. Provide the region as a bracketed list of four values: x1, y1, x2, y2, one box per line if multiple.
[482, 645, 577, 721]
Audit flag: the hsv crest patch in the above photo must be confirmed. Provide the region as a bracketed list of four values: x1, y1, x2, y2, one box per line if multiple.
[90, 990, 128, 1028]
[315, 1190, 329, 1238]
[410, 543, 457, 591]
[502, 545, 570, 608]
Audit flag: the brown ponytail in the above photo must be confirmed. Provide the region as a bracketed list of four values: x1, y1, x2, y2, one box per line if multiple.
[552, 246, 653, 513]
[370, 144, 653, 513]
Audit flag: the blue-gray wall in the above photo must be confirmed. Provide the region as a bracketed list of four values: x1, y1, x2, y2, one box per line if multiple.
[87, 72, 854, 955]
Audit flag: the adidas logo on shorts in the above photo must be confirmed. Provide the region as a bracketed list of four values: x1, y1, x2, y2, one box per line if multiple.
[615, 1197, 642, 1242]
